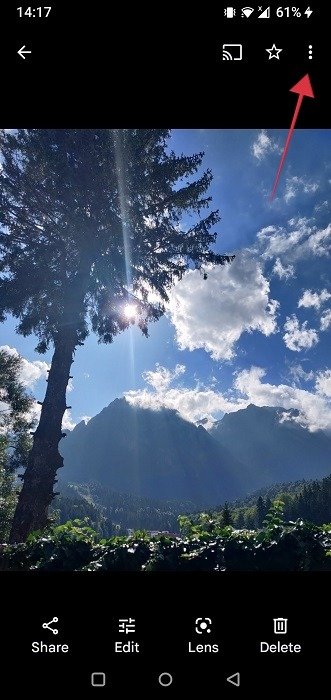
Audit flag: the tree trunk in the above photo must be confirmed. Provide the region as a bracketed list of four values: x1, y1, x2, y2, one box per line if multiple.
[9, 332, 76, 543]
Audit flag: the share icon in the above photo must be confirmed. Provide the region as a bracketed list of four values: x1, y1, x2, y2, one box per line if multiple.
[42, 617, 59, 635]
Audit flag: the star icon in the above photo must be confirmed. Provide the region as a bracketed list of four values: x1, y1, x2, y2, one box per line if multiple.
[266, 43, 283, 60]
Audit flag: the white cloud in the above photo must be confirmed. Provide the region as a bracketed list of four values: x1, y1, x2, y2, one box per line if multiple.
[59, 412, 90, 431]
[252, 130, 281, 161]
[284, 176, 319, 204]
[126, 363, 331, 433]
[125, 364, 248, 424]
[283, 315, 319, 352]
[248, 369, 331, 430]
[167, 254, 279, 361]
[302, 181, 319, 195]
[257, 218, 311, 259]
[257, 219, 331, 262]
[308, 224, 331, 256]
[78, 415, 91, 425]
[289, 364, 314, 384]
[315, 369, 331, 398]
[62, 411, 76, 431]
[142, 363, 185, 392]
[234, 366, 331, 432]
[298, 289, 331, 310]
[272, 257, 295, 280]
[258, 225, 278, 236]
[296, 290, 331, 335]
[23, 400, 42, 428]
[0, 345, 49, 388]
[126, 385, 247, 425]
[315, 200, 329, 213]
[320, 309, 331, 331]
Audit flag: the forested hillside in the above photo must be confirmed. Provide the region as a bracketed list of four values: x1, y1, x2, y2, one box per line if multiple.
[54, 481, 193, 536]
[187, 474, 331, 530]
[51, 473, 331, 538]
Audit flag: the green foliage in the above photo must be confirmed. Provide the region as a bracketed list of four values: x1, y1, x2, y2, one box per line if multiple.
[263, 499, 285, 529]
[52, 474, 331, 541]
[0, 350, 33, 429]
[178, 512, 232, 539]
[179, 498, 286, 538]
[1, 517, 330, 572]
[0, 348, 34, 541]
[27, 519, 99, 544]
[0, 438, 17, 542]
[223, 474, 331, 530]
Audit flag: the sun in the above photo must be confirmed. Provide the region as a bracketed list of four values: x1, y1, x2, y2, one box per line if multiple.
[123, 303, 138, 320]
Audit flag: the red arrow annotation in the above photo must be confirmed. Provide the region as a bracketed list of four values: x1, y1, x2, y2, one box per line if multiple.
[270, 74, 315, 201]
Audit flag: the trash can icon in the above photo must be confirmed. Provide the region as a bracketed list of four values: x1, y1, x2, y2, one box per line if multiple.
[273, 618, 288, 634]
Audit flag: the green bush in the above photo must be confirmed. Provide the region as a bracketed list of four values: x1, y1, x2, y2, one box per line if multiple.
[0, 517, 330, 572]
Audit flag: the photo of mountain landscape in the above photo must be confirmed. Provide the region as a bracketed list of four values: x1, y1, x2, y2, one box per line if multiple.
[0, 128, 330, 571]
[60, 399, 331, 503]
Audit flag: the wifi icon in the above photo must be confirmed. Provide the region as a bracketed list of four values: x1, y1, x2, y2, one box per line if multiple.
[241, 6, 254, 17]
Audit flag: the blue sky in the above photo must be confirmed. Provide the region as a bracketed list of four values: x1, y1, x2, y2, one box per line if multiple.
[1, 129, 331, 432]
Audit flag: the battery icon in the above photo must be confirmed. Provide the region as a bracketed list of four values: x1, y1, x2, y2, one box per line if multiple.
[224, 7, 236, 17]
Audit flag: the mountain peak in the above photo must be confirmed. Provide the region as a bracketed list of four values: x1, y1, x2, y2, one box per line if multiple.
[60, 400, 331, 508]
[60, 398, 244, 506]
[210, 404, 331, 489]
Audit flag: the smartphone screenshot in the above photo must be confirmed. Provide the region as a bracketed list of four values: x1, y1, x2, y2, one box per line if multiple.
[1, 3, 330, 693]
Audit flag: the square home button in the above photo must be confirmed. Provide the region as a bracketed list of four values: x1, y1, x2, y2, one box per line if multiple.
[91, 672, 106, 687]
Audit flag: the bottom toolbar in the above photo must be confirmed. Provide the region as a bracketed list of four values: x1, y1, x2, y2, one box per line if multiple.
[3, 572, 329, 693]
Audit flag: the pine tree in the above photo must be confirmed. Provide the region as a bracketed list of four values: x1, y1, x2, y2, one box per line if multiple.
[265, 497, 272, 515]
[246, 514, 255, 530]
[221, 502, 233, 527]
[256, 495, 265, 528]
[0, 129, 233, 541]
[0, 348, 34, 541]
[235, 511, 245, 529]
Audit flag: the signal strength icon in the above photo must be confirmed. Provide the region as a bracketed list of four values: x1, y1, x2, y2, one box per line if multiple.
[258, 6, 270, 18]
[241, 7, 254, 17]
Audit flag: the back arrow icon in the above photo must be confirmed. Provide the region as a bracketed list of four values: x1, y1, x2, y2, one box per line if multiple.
[18, 45, 32, 60]
[226, 672, 240, 687]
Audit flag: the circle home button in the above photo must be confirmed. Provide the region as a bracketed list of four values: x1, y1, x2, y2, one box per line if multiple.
[158, 672, 173, 687]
